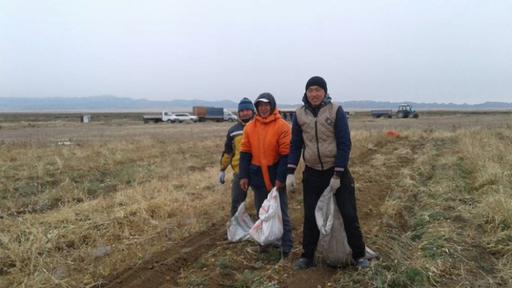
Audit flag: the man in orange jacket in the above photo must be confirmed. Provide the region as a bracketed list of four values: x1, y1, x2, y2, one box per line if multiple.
[239, 92, 293, 262]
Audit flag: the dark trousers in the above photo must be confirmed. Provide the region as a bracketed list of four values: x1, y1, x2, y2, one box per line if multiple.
[301, 166, 366, 261]
[230, 173, 247, 217]
[253, 186, 293, 256]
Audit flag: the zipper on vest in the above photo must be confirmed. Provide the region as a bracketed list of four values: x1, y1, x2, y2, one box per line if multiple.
[314, 119, 324, 169]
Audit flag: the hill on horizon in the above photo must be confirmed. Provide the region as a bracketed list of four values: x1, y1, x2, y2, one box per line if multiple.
[0, 95, 511, 112]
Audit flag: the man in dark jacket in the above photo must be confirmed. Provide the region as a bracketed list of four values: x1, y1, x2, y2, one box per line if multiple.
[219, 97, 255, 216]
[287, 76, 368, 269]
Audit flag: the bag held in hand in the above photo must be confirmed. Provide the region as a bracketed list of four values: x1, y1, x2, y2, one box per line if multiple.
[227, 201, 254, 242]
[249, 188, 283, 245]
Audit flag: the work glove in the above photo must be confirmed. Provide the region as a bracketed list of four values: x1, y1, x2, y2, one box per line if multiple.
[286, 174, 296, 193]
[329, 175, 341, 192]
[218, 171, 226, 184]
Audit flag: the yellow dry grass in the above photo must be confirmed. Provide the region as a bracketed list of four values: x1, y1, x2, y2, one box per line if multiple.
[0, 129, 229, 288]
[351, 128, 512, 287]
[1, 113, 511, 287]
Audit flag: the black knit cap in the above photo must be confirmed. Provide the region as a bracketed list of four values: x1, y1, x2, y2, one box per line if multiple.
[305, 76, 327, 93]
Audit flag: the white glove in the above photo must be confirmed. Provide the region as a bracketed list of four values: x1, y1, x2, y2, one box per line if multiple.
[329, 175, 341, 192]
[218, 171, 226, 184]
[286, 174, 296, 193]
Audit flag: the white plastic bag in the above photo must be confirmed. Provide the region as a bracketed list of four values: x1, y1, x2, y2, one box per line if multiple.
[227, 201, 254, 242]
[249, 188, 283, 245]
[315, 185, 353, 266]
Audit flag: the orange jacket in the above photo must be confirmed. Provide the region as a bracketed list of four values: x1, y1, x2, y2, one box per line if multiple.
[240, 110, 291, 191]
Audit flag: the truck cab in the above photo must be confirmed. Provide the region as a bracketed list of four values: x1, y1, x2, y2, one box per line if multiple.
[162, 112, 175, 123]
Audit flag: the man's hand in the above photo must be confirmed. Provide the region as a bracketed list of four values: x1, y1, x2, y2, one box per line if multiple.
[275, 180, 285, 192]
[286, 174, 296, 193]
[218, 171, 226, 184]
[329, 175, 341, 192]
[240, 178, 249, 191]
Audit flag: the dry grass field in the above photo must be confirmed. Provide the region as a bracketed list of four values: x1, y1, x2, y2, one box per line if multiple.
[1, 111, 511, 288]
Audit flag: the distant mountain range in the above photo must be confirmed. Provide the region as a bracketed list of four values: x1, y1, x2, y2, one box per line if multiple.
[1, 95, 511, 112]
[341, 100, 512, 111]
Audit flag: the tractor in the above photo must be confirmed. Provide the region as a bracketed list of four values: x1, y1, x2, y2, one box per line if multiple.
[396, 104, 419, 119]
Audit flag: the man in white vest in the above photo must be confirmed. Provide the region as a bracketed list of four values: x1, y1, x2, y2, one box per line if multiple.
[286, 76, 368, 269]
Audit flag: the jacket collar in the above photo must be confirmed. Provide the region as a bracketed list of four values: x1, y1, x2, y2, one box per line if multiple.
[302, 94, 332, 115]
[254, 109, 281, 124]
[238, 115, 254, 126]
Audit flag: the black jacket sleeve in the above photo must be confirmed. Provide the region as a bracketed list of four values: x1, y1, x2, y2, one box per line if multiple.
[239, 151, 252, 180]
[334, 106, 351, 175]
[277, 155, 288, 183]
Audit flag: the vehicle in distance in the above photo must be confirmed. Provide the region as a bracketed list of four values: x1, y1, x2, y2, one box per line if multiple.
[370, 104, 419, 119]
[143, 111, 175, 123]
[192, 106, 224, 122]
[396, 104, 419, 118]
[171, 113, 199, 123]
[224, 110, 238, 121]
[370, 109, 393, 118]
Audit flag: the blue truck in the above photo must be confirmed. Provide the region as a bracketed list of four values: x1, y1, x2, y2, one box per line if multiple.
[192, 106, 224, 122]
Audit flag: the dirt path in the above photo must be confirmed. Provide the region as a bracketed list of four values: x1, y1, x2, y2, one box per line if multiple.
[104, 223, 225, 288]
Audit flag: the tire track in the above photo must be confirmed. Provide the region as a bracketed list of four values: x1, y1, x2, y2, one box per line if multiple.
[104, 222, 225, 288]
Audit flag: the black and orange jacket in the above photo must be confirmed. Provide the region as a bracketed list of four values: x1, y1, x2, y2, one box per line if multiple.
[239, 110, 291, 191]
[220, 121, 245, 173]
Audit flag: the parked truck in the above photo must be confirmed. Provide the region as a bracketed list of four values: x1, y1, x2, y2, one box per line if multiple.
[370, 109, 393, 118]
[192, 106, 224, 122]
[143, 111, 175, 123]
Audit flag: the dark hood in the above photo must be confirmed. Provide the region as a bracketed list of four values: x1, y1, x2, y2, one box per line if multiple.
[255, 92, 277, 115]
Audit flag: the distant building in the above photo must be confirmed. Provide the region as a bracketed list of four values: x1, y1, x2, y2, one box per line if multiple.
[81, 114, 91, 123]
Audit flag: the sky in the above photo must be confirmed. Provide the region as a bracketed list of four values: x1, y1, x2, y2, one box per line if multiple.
[1, 0, 511, 104]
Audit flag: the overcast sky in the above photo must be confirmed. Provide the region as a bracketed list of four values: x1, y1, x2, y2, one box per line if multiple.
[1, 0, 511, 104]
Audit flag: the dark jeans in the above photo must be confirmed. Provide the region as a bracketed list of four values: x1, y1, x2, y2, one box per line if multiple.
[231, 173, 247, 217]
[301, 166, 366, 261]
[253, 186, 293, 256]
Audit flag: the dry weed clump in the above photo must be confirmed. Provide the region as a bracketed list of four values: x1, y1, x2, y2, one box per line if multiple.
[0, 134, 230, 287]
[358, 128, 512, 287]
[456, 129, 512, 284]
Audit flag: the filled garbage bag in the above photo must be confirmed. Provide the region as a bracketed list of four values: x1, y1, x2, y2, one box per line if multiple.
[227, 201, 254, 242]
[316, 185, 379, 266]
[249, 188, 283, 245]
[315, 185, 353, 266]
